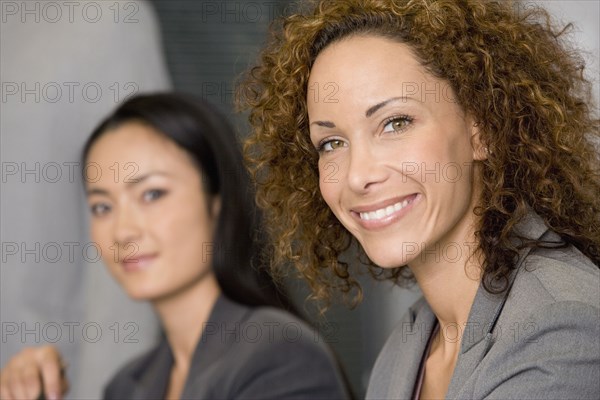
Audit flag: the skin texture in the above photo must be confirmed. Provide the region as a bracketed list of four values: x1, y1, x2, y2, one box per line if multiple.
[85, 122, 220, 303]
[308, 35, 486, 271]
[307, 35, 487, 399]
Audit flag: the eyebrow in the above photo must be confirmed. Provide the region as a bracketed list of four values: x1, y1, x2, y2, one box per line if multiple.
[86, 171, 170, 196]
[310, 120, 336, 128]
[365, 96, 413, 117]
[309, 96, 414, 128]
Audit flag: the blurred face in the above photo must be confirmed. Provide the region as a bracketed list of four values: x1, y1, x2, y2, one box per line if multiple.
[307, 35, 485, 269]
[85, 122, 220, 301]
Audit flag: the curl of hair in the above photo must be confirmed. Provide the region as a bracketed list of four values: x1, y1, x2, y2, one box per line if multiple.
[238, 0, 600, 308]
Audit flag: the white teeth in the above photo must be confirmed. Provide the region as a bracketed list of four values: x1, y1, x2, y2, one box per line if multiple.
[359, 198, 413, 221]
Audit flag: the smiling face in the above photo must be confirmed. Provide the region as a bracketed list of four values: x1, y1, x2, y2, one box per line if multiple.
[307, 35, 486, 269]
[85, 122, 220, 301]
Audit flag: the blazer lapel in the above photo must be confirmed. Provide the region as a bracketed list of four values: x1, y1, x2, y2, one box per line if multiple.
[118, 336, 173, 400]
[446, 211, 555, 397]
[112, 295, 250, 400]
[445, 284, 507, 398]
[180, 295, 251, 398]
[386, 299, 437, 398]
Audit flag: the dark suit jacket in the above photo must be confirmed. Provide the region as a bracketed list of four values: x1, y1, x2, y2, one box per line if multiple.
[104, 295, 350, 399]
[366, 212, 600, 399]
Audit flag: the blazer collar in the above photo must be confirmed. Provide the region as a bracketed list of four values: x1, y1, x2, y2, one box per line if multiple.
[461, 210, 559, 352]
[118, 294, 251, 399]
[131, 339, 172, 399]
[180, 294, 251, 398]
[384, 298, 437, 399]
[111, 333, 172, 400]
[446, 210, 559, 397]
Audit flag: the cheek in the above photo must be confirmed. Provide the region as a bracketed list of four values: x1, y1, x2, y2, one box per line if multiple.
[319, 179, 350, 232]
[166, 216, 215, 275]
[318, 165, 338, 207]
[159, 200, 214, 252]
[402, 135, 469, 183]
[319, 157, 343, 184]
[90, 221, 115, 264]
[442, 124, 475, 161]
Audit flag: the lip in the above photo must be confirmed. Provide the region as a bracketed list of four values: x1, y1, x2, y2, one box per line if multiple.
[351, 193, 420, 230]
[121, 254, 157, 272]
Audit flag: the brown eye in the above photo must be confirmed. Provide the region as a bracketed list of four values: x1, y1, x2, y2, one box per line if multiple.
[383, 116, 413, 133]
[320, 139, 347, 153]
[330, 140, 344, 149]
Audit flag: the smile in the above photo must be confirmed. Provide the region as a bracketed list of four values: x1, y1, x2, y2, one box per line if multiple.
[359, 197, 415, 221]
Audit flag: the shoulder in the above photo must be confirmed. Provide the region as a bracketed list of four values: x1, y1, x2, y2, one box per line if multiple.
[222, 306, 350, 399]
[509, 210, 598, 306]
[233, 306, 342, 373]
[234, 306, 327, 360]
[213, 301, 329, 353]
[471, 245, 600, 398]
[515, 243, 599, 305]
[501, 243, 599, 328]
[500, 242, 599, 354]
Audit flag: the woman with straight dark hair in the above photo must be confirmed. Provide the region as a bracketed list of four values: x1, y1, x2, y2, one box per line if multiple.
[0, 93, 350, 400]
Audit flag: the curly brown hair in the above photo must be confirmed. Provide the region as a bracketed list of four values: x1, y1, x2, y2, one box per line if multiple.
[238, 0, 600, 308]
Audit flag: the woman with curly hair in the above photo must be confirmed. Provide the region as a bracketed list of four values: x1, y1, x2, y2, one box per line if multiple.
[240, 0, 600, 398]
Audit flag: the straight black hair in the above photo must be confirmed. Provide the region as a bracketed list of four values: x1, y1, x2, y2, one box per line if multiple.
[82, 93, 293, 310]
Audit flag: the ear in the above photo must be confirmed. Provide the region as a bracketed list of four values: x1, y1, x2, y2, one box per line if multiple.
[469, 117, 488, 161]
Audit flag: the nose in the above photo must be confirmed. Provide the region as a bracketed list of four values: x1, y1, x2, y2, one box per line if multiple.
[346, 141, 388, 193]
[112, 202, 143, 248]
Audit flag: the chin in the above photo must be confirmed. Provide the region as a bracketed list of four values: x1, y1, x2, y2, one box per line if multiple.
[124, 291, 153, 302]
[355, 236, 412, 267]
[363, 248, 412, 269]
[121, 285, 163, 302]
[371, 258, 409, 269]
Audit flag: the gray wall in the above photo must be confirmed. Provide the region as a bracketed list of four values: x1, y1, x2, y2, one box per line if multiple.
[538, 0, 599, 103]
[0, 2, 169, 398]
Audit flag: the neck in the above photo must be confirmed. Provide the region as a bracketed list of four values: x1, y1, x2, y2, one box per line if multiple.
[409, 212, 483, 352]
[152, 274, 221, 372]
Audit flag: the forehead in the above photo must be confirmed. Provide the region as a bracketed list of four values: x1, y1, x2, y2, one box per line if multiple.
[86, 122, 197, 184]
[308, 35, 441, 108]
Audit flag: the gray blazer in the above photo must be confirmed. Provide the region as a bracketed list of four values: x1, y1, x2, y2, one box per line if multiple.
[367, 212, 600, 399]
[104, 295, 350, 399]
